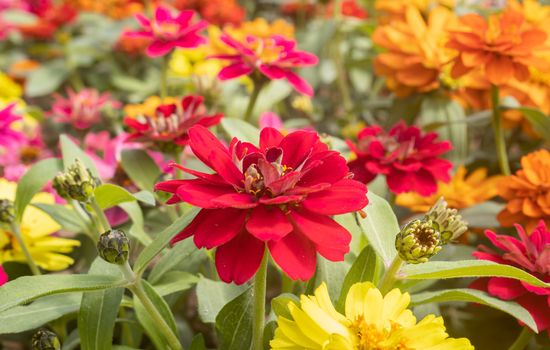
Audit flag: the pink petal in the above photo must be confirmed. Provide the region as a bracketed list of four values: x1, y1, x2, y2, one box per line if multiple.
[285, 70, 314, 96]
[246, 205, 293, 241]
[218, 62, 254, 80]
[155, 6, 172, 23]
[268, 230, 317, 281]
[259, 64, 286, 79]
[215, 231, 265, 285]
[146, 40, 174, 57]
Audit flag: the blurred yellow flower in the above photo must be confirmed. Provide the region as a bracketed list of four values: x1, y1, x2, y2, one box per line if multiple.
[396, 166, 502, 212]
[0, 179, 80, 271]
[375, 0, 455, 22]
[124, 96, 179, 119]
[0, 72, 22, 100]
[271, 282, 473, 350]
[68, 0, 143, 19]
[227, 18, 294, 41]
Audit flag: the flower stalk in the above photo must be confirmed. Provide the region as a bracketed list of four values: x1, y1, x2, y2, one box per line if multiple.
[378, 255, 403, 295]
[491, 84, 511, 176]
[160, 55, 169, 99]
[10, 221, 41, 275]
[507, 327, 533, 350]
[244, 80, 264, 123]
[251, 251, 268, 350]
[90, 197, 111, 233]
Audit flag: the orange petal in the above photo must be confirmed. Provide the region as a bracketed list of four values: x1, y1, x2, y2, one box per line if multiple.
[485, 56, 514, 85]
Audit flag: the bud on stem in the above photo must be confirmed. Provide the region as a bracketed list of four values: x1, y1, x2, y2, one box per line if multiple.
[32, 329, 60, 350]
[53, 159, 99, 202]
[97, 229, 130, 265]
[0, 199, 15, 224]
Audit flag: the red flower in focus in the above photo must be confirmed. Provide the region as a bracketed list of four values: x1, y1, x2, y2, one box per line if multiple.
[471, 221, 550, 335]
[347, 122, 452, 196]
[125, 5, 207, 57]
[172, 0, 245, 26]
[212, 34, 318, 96]
[155, 125, 368, 284]
[0, 265, 7, 286]
[124, 95, 223, 146]
[17, 0, 77, 39]
[50, 88, 120, 130]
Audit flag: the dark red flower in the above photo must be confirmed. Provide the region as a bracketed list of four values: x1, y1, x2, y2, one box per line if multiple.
[155, 125, 368, 284]
[347, 122, 452, 196]
[124, 95, 222, 146]
[17, 0, 77, 39]
[471, 221, 550, 335]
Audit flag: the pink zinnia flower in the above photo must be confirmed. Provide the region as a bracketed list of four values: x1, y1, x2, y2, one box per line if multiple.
[347, 122, 452, 196]
[155, 125, 368, 284]
[471, 221, 550, 335]
[50, 88, 120, 129]
[0, 265, 7, 286]
[212, 34, 318, 96]
[125, 6, 207, 57]
[124, 95, 223, 146]
[0, 103, 25, 149]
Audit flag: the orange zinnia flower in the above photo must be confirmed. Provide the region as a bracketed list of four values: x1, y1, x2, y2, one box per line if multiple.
[497, 149, 550, 232]
[447, 9, 550, 86]
[373, 6, 456, 97]
[396, 166, 502, 212]
[375, 0, 454, 23]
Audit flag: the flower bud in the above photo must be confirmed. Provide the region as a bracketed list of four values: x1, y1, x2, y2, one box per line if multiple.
[0, 199, 15, 224]
[52, 159, 99, 202]
[395, 219, 442, 264]
[97, 229, 130, 265]
[32, 329, 61, 350]
[425, 197, 468, 244]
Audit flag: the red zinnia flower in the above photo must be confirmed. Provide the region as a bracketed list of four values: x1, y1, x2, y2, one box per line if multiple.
[471, 221, 550, 335]
[124, 95, 223, 146]
[155, 125, 368, 284]
[211, 34, 318, 96]
[125, 5, 207, 57]
[0, 265, 7, 286]
[347, 122, 452, 196]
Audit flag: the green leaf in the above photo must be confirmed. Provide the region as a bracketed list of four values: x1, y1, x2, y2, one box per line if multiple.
[307, 257, 348, 301]
[271, 293, 299, 319]
[402, 260, 550, 288]
[120, 149, 162, 192]
[60, 135, 100, 178]
[0, 274, 127, 313]
[78, 259, 124, 350]
[0, 293, 81, 334]
[196, 277, 246, 323]
[134, 207, 200, 275]
[148, 238, 200, 284]
[133, 190, 156, 206]
[119, 201, 152, 246]
[153, 271, 199, 297]
[357, 192, 399, 266]
[514, 107, 550, 141]
[410, 288, 538, 332]
[94, 184, 137, 210]
[221, 118, 260, 145]
[215, 286, 254, 350]
[189, 334, 207, 350]
[134, 281, 178, 349]
[336, 245, 382, 312]
[1, 9, 38, 24]
[15, 158, 62, 221]
[26, 60, 69, 97]
[33, 203, 89, 233]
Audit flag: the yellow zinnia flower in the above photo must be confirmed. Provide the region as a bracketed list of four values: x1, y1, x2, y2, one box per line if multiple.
[271, 282, 473, 350]
[124, 96, 179, 119]
[396, 166, 502, 212]
[0, 72, 22, 100]
[0, 179, 80, 271]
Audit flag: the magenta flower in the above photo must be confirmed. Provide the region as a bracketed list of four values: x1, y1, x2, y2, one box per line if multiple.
[212, 34, 318, 96]
[471, 221, 550, 335]
[0, 103, 24, 149]
[125, 6, 207, 57]
[50, 88, 120, 130]
[0, 265, 7, 286]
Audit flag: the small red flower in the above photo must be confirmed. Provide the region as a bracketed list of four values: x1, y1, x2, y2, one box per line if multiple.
[155, 125, 368, 284]
[471, 221, 550, 335]
[125, 5, 207, 57]
[347, 122, 452, 196]
[124, 95, 222, 146]
[172, 0, 245, 26]
[0, 265, 7, 286]
[212, 34, 318, 96]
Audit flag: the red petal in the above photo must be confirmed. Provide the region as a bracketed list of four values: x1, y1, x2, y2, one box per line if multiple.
[215, 231, 265, 285]
[280, 130, 319, 169]
[175, 179, 235, 208]
[211, 193, 258, 209]
[487, 277, 527, 300]
[290, 209, 351, 252]
[189, 208, 246, 249]
[299, 151, 349, 186]
[246, 205, 293, 241]
[268, 230, 317, 280]
[259, 127, 284, 150]
[302, 179, 368, 215]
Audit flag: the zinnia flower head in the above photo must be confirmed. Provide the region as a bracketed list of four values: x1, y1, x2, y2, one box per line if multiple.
[396, 166, 502, 212]
[50, 88, 120, 130]
[497, 149, 550, 232]
[0, 103, 25, 150]
[172, 0, 245, 26]
[125, 5, 207, 57]
[69, 0, 143, 19]
[447, 9, 550, 86]
[373, 6, 456, 96]
[16, 0, 77, 40]
[271, 282, 474, 349]
[0, 264, 6, 286]
[124, 95, 223, 147]
[471, 221, 550, 335]
[0, 179, 80, 271]
[155, 125, 368, 284]
[211, 32, 318, 96]
[347, 122, 453, 196]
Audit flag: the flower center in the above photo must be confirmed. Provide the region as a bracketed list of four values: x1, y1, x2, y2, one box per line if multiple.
[248, 37, 283, 64]
[352, 316, 410, 350]
[152, 21, 180, 41]
[244, 165, 265, 196]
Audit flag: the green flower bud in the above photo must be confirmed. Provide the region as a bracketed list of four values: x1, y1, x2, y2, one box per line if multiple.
[0, 199, 15, 224]
[32, 329, 61, 350]
[97, 229, 130, 265]
[395, 219, 442, 264]
[425, 197, 468, 244]
[53, 159, 99, 202]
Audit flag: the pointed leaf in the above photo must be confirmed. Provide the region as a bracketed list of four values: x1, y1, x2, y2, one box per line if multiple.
[120, 149, 162, 192]
[215, 286, 254, 350]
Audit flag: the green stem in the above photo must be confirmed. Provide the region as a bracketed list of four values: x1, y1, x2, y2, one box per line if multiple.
[70, 200, 97, 240]
[90, 197, 111, 233]
[130, 280, 183, 350]
[10, 221, 41, 275]
[251, 251, 268, 350]
[491, 85, 511, 176]
[244, 81, 263, 123]
[160, 55, 168, 99]
[378, 256, 404, 295]
[281, 273, 294, 294]
[508, 327, 533, 350]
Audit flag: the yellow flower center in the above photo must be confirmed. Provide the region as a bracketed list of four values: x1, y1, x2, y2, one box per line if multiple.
[249, 37, 283, 63]
[352, 317, 411, 350]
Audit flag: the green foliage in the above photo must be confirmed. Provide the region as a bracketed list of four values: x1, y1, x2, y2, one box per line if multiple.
[120, 149, 162, 192]
[220, 118, 260, 145]
[215, 287, 254, 350]
[196, 277, 247, 323]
